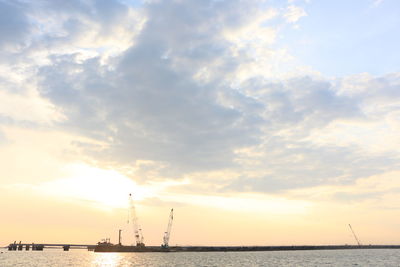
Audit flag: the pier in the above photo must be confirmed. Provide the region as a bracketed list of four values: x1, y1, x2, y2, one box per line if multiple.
[6, 241, 96, 251]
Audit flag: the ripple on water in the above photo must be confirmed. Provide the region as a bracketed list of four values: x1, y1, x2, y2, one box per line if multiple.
[0, 248, 400, 267]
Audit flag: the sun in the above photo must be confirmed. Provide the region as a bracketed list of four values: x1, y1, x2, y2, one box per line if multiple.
[39, 163, 154, 209]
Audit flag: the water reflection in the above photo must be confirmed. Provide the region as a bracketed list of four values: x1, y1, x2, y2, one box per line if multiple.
[92, 253, 123, 267]
[1, 249, 400, 267]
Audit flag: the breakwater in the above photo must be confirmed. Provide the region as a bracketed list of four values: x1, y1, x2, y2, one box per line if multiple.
[94, 244, 400, 253]
[173, 245, 400, 252]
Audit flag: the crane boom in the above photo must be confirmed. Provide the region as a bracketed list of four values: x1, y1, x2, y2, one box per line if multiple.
[128, 194, 145, 247]
[162, 208, 174, 248]
[348, 224, 361, 246]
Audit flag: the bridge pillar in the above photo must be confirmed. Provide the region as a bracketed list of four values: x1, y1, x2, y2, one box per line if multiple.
[26, 244, 30, 251]
[63, 245, 70, 251]
[32, 244, 44, 251]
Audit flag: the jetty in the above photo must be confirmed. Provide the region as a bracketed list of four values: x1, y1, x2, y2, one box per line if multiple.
[6, 241, 96, 251]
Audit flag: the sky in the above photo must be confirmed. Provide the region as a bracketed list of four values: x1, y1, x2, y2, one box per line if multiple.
[0, 0, 400, 246]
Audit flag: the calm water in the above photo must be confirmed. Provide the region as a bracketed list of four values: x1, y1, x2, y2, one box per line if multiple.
[1, 248, 400, 266]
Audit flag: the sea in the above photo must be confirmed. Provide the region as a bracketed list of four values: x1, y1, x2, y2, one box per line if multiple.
[1, 248, 400, 266]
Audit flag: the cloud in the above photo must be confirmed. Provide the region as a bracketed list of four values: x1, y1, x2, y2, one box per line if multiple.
[288, 170, 400, 209]
[1, 0, 400, 196]
[0, 87, 64, 124]
[32, 0, 145, 53]
[0, 0, 31, 50]
[223, 73, 400, 192]
[284, 5, 307, 23]
[37, 0, 279, 174]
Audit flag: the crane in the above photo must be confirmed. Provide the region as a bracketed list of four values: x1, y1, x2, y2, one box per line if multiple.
[348, 224, 361, 246]
[128, 193, 145, 247]
[162, 208, 174, 248]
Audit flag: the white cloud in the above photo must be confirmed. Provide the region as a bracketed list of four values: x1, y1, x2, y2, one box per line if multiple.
[284, 5, 307, 23]
[0, 88, 65, 124]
